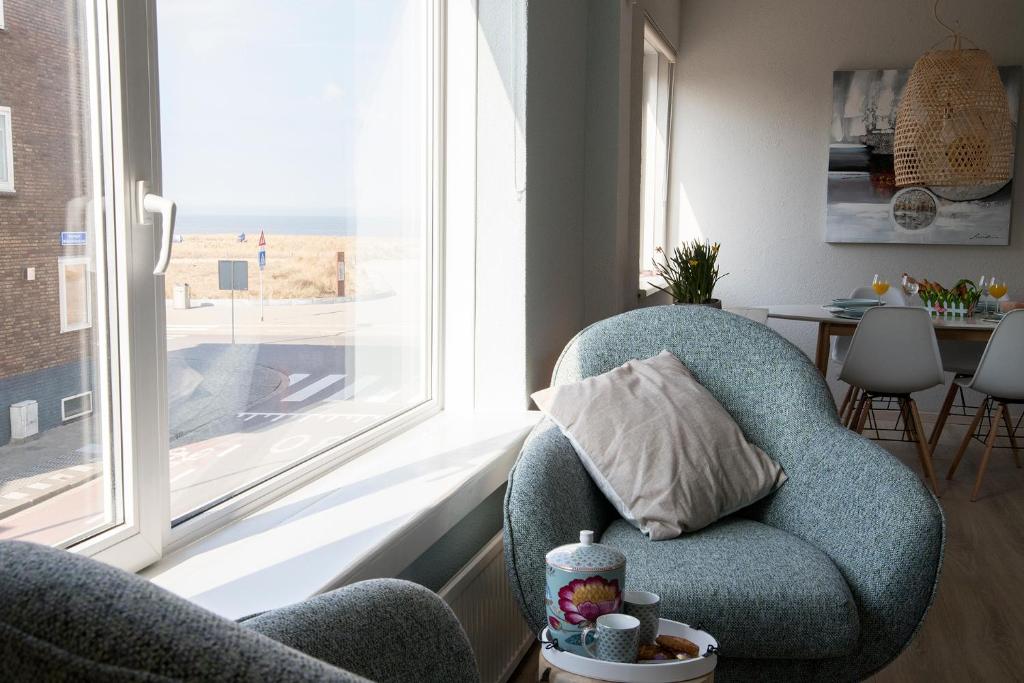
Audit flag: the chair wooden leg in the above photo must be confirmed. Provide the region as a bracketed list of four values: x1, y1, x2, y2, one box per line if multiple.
[897, 399, 912, 441]
[842, 387, 861, 427]
[908, 399, 940, 496]
[854, 394, 871, 434]
[948, 399, 988, 480]
[1001, 406, 1021, 469]
[838, 385, 854, 423]
[929, 381, 959, 451]
[971, 402, 1005, 502]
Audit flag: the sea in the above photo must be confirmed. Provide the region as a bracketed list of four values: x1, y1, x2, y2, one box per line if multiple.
[174, 212, 400, 237]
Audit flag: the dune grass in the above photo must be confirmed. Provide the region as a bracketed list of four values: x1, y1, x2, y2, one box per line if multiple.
[164, 234, 411, 300]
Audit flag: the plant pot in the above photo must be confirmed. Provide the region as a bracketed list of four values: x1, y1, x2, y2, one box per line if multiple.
[673, 299, 722, 309]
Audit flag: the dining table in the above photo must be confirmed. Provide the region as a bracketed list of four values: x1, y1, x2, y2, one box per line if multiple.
[766, 305, 999, 376]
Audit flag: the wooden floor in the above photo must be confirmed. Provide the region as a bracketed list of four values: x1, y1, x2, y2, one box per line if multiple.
[508, 411, 1024, 682]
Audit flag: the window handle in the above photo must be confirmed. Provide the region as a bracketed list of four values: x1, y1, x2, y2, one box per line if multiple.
[137, 181, 178, 275]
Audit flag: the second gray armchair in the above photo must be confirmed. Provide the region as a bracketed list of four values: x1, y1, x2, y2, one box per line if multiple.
[504, 305, 944, 682]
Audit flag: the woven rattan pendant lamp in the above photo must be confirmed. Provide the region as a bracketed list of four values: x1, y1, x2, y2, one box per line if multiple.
[894, 0, 1013, 188]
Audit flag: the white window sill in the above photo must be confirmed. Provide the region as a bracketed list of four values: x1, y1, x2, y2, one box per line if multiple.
[638, 275, 666, 299]
[143, 410, 541, 619]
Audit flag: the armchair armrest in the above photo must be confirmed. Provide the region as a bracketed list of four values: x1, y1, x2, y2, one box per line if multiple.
[242, 579, 478, 683]
[503, 421, 618, 633]
[751, 425, 945, 677]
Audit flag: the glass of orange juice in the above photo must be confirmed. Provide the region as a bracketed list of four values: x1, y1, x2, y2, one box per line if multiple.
[989, 281, 1008, 300]
[872, 275, 890, 304]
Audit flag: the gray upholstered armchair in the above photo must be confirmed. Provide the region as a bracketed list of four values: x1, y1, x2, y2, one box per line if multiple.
[504, 306, 944, 682]
[0, 540, 478, 682]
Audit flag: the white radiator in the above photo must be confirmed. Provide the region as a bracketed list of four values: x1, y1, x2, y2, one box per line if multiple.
[440, 533, 534, 683]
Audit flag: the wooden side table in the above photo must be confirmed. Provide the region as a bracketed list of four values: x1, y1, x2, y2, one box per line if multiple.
[536, 649, 715, 683]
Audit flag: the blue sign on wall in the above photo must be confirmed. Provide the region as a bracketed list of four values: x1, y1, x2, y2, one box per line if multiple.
[60, 232, 87, 246]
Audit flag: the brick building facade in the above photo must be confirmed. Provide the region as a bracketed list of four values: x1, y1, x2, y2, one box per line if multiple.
[0, 0, 96, 445]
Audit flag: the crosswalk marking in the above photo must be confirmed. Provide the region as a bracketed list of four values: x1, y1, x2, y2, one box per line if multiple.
[170, 468, 195, 484]
[282, 374, 345, 402]
[287, 373, 310, 386]
[214, 444, 243, 459]
[324, 375, 380, 401]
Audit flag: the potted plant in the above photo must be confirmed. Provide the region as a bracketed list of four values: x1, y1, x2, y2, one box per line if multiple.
[651, 239, 728, 307]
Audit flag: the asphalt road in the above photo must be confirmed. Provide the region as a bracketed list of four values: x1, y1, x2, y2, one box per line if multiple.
[1, 292, 426, 544]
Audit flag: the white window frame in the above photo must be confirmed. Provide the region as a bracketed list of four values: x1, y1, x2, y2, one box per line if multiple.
[638, 21, 675, 277]
[59, 0, 447, 570]
[0, 1, 6, 31]
[62, 391, 95, 421]
[0, 106, 13, 192]
[58, 255, 94, 332]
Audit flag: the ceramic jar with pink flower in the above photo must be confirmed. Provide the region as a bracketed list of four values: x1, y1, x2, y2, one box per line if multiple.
[545, 530, 626, 656]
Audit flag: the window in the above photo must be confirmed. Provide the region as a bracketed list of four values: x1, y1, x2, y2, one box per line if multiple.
[0, 107, 13, 192]
[638, 23, 675, 276]
[0, 0, 442, 568]
[0, 1, 6, 31]
[156, 0, 438, 529]
[0, 2, 119, 552]
[61, 391, 94, 422]
[58, 256, 92, 332]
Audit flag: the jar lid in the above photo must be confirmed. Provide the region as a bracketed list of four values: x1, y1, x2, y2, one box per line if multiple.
[545, 530, 626, 572]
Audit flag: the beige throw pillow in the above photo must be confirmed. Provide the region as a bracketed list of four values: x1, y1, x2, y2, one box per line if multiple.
[532, 350, 787, 540]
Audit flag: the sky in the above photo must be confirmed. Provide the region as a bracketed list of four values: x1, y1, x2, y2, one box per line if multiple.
[157, 0, 427, 219]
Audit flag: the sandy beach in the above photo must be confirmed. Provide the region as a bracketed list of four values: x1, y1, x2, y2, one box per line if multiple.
[164, 234, 415, 300]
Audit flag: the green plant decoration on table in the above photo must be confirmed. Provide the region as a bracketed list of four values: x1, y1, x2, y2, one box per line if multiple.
[651, 239, 728, 306]
[909, 276, 982, 316]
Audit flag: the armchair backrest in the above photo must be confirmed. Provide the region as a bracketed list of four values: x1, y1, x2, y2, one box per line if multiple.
[550, 305, 836, 503]
[0, 540, 356, 681]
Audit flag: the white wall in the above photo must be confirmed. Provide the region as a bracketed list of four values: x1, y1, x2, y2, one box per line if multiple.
[473, 0, 685, 403]
[524, 0, 685, 396]
[583, 0, 682, 326]
[525, 0, 589, 397]
[669, 0, 1024, 408]
[474, 0, 529, 409]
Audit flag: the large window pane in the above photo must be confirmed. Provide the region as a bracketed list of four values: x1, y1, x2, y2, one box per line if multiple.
[157, 1, 434, 522]
[0, 0, 119, 546]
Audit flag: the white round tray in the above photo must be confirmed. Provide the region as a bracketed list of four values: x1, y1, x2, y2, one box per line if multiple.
[540, 618, 717, 683]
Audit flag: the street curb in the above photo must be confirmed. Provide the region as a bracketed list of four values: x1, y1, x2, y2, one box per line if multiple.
[0, 462, 103, 520]
[163, 289, 396, 308]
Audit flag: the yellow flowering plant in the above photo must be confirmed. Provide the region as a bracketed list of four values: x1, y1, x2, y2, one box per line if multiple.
[651, 239, 728, 305]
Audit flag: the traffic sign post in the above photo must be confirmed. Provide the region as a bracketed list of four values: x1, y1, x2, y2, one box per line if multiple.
[336, 251, 345, 297]
[257, 230, 266, 322]
[218, 259, 248, 344]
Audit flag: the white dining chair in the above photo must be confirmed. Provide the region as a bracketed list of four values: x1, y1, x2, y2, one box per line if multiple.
[840, 306, 944, 494]
[942, 309, 1024, 501]
[834, 286, 907, 426]
[727, 307, 769, 324]
[927, 340, 987, 451]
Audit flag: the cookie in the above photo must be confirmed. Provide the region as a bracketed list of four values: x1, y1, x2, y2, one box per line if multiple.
[637, 644, 673, 661]
[655, 635, 700, 657]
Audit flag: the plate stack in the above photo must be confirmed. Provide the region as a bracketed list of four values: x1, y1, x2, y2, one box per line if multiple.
[822, 298, 885, 320]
